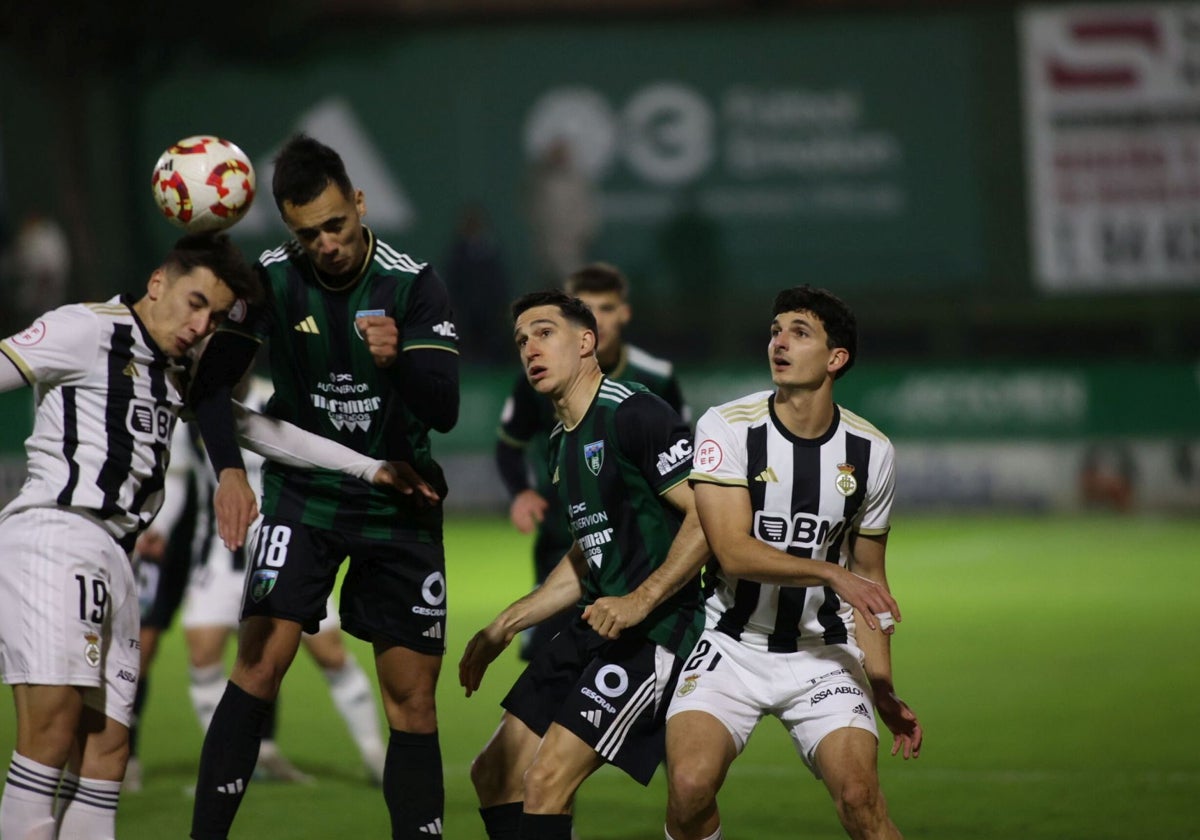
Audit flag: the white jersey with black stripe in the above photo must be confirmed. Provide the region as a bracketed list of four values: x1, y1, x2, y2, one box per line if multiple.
[690, 390, 895, 652]
[0, 297, 189, 552]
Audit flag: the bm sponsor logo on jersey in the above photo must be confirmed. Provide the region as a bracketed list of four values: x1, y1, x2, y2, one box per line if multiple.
[753, 511, 846, 549]
[655, 438, 693, 476]
[126, 400, 173, 445]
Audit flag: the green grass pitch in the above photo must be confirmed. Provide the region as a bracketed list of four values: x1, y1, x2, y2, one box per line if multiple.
[2, 513, 1198, 838]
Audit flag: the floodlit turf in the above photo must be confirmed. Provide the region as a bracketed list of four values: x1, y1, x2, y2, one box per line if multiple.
[2, 513, 1197, 838]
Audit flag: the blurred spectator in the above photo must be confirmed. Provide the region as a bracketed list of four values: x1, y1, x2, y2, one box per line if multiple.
[1079, 442, 1136, 511]
[12, 212, 70, 328]
[443, 204, 511, 364]
[525, 137, 599, 288]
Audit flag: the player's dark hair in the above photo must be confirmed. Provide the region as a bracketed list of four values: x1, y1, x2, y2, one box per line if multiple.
[512, 290, 599, 337]
[565, 262, 629, 299]
[773, 285, 858, 379]
[271, 133, 354, 210]
[163, 232, 261, 305]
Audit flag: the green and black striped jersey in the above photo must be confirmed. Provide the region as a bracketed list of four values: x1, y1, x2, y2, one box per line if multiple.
[229, 230, 458, 540]
[547, 377, 703, 657]
[497, 343, 690, 552]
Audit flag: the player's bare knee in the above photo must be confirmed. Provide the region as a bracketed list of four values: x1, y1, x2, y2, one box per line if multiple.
[521, 759, 572, 813]
[833, 779, 887, 835]
[667, 762, 720, 817]
[470, 745, 523, 804]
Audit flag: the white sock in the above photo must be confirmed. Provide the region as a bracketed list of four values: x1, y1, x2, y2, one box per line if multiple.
[1, 753, 60, 840]
[54, 769, 79, 823]
[56, 776, 120, 840]
[189, 663, 227, 732]
[665, 827, 723, 840]
[323, 659, 385, 768]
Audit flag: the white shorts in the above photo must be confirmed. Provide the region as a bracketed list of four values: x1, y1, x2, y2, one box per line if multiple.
[0, 508, 140, 726]
[182, 517, 340, 635]
[666, 629, 878, 778]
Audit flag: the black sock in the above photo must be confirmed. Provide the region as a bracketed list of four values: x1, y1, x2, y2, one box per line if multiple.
[264, 694, 278, 740]
[128, 674, 149, 757]
[480, 802, 523, 839]
[190, 683, 273, 840]
[519, 813, 573, 840]
[383, 729, 444, 839]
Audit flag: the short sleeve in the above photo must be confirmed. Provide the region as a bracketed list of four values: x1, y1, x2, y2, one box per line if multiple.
[689, 406, 748, 487]
[857, 439, 895, 535]
[613, 392, 694, 495]
[0, 306, 100, 387]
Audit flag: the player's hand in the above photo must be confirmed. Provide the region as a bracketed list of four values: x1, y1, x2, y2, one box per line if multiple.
[509, 489, 548, 534]
[582, 592, 652, 640]
[458, 623, 511, 697]
[830, 569, 900, 633]
[134, 530, 167, 563]
[355, 315, 399, 367]
[373, 461, 441, 506]
[214, 468, 257, 551]
[873, 682, 922, 760]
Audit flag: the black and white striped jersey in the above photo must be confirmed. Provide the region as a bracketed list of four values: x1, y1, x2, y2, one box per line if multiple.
[690, 390, 895, 652]
[0, 297, 189, 552]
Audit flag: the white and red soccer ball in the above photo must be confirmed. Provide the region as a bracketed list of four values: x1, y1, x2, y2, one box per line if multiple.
[151, 135, 256, 232]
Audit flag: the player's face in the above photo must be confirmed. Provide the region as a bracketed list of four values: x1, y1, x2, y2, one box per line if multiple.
[281, 181, 368, 278]
[575, 291, 629, 361]
[142, 267, 237, 358]
[768, 309, 845, 389]
[514, 305, 595, 397]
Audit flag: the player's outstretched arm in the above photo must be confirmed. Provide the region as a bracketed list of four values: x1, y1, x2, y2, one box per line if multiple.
[583, 481, 709, 640]
[458, 547, 586, 696]
[233, 404, 440, 505]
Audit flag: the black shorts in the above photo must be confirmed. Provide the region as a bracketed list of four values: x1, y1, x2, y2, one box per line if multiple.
[502, 616, 684, 786]
[241, 514, 446, 654]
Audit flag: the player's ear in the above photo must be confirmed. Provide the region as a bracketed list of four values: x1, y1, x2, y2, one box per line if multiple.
[581, 327, 596, 358]
[828, 347, 849, 375]
[145, 268, 167, 301]
[354, 188, 367, 219]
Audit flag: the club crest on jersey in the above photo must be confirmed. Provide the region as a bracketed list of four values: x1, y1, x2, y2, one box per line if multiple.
[83, 633, 101, 668]
[835, 463, 858, 496]
[250, 570, 278, 602]
[353, 309, 386, 340]
[583, 441, 605, 476]
[677, 673, 700, 697]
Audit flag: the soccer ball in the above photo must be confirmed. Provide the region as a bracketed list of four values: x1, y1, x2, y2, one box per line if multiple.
[151, 136, 256, 232]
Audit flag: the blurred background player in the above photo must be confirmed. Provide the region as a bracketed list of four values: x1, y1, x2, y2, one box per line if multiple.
[495, 262, 689, 661]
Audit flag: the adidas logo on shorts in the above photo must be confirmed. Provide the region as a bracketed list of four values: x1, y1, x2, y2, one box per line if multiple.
[852, 703, 870, 718]
[216, 778, 245, 795]
[419, 818, 443, 834]
[580, 709, 603, 728]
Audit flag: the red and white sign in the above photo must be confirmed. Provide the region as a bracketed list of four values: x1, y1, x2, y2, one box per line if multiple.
[1021, 4, 1200, 291]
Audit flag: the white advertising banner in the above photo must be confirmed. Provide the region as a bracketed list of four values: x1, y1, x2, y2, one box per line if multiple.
[1021, 4, 1200, 291]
